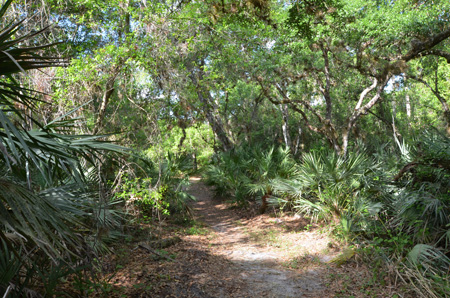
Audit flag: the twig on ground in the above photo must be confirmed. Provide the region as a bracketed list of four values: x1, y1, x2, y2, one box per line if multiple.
[138, 244, 175, 261]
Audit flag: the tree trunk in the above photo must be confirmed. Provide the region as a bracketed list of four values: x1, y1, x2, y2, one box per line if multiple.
[259, 194, 270, 214]
[320, 44, 333, 122]
[293, 125, 303, 155]
[93, 75, 116, 134]
[405, 93, 411, 118]
[341, 76, 389, 156]
[188, 66, 234, 151]
[178, 126, 187, 149]
[281, 104, 292, 149]
[405, 93, 412, 128]
[392, 97, 398, 138]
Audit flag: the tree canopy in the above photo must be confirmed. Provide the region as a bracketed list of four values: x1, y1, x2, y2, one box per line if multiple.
[2, 0, 450, 296]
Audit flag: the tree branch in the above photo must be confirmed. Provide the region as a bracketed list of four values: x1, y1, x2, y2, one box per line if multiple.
[419, 49, 450, 63]
[354, 78, 378, 111]
[403, 27, 450, 62]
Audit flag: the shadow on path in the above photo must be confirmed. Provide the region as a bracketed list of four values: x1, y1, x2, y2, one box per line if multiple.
[187, 178, 327, 298]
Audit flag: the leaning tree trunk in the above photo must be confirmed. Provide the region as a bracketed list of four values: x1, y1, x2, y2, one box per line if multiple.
[188, 64, 234, 151]
[93, 76, 115, 135]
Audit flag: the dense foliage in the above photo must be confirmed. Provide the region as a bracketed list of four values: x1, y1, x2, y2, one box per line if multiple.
[1, 0, 450, 296]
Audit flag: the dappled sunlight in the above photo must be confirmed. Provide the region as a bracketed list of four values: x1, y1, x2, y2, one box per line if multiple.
[184, 179, 341, 297]
[106, 233, 329, 298]
[188, 179, 340, 261]
[86, 180, 406, 298]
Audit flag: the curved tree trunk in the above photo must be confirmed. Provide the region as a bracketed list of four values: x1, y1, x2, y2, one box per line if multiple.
[188, 62, 234, 151]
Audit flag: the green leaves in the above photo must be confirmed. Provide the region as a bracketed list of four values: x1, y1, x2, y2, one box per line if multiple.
[0, 3, 132, 295]
[287, 0, 342, 39]
[0, 180, 83, 259]
[272, 150, 382, 226]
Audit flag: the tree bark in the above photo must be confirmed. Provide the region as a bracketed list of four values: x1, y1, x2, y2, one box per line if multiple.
[403, 27, 450, 62]
[188, 64, 234, 151]
[93, 75, 116, 134]
[281, 104, 292, 149]
[259, 194, 270, 214]
[405, 93, 411, 127]
[391, 97, 399, 139]
[178, 126, 187, 149]
[293, 125, 303, 155]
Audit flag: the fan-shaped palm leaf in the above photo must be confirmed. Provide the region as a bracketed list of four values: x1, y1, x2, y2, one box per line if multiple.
[0, 1, 128, 285]
[0, 179, 84, 259]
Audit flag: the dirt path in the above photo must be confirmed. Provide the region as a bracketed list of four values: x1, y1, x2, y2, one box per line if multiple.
[187, 178, 334, 298]
[106, 179, 405, 297]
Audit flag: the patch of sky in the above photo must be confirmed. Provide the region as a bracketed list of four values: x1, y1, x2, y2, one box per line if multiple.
[266, 40, 276, 50]
[385, 74, 405, 94]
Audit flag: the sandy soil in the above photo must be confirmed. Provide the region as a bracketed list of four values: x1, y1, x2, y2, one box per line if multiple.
[188, 178, 332, 298]
[93, 178, 408, 298]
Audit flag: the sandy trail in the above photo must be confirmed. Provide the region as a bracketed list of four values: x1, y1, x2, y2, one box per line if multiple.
[103, 178, 403, 298]
[188, 178, 331, 298]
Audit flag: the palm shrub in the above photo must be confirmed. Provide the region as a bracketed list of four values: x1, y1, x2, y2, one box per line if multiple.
[247, 146, 298, 213]
[0, 1, 127, 295]
[402, 244, 450, 297]
[153, 152, 196, 215]
[273, 150, 384, 236]
[390, 130, 450, 245]
[360, 131, 450, 298]
[203, 145, 299, 210]
[203, 146, 252, 205]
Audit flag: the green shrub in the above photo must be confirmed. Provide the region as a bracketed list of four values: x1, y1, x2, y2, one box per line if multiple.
[203, 146, 253, 205]
[273, 150, 385, 239]
[115, 153, 195, 219]
[115, 175, 170, 217]
[203, 145, 297, 209]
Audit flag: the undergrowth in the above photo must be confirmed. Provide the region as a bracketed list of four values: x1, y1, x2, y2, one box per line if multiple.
[202, 132, 450, 297]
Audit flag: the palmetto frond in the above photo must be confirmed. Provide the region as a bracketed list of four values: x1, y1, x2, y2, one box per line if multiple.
[0, 12, 66, 76]
[271, 178, 305, 199]
[0, 239, 21, 290]
[390, 130, 450, 244]
[408, 244, 450, 275]
[273, 150, 382, 225]
[0, 3, 129, 292]
[0, 119, 127, 184]
[0, 179, 83, 259]
[247, 146, 297, 195]
[0, 10, 67, 118]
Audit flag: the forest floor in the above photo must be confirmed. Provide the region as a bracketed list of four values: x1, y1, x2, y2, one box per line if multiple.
[93, 178, 410, 298]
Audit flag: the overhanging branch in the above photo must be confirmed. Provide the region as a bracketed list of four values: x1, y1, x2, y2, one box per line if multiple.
[403, 27, 450, 62]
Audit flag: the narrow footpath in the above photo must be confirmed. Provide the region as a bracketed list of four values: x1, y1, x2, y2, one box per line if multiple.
[107, 178, 404, 297]
[187, 178, 329, 298]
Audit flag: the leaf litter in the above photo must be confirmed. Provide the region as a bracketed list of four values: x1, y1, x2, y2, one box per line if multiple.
[78, 178, 411, 297]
